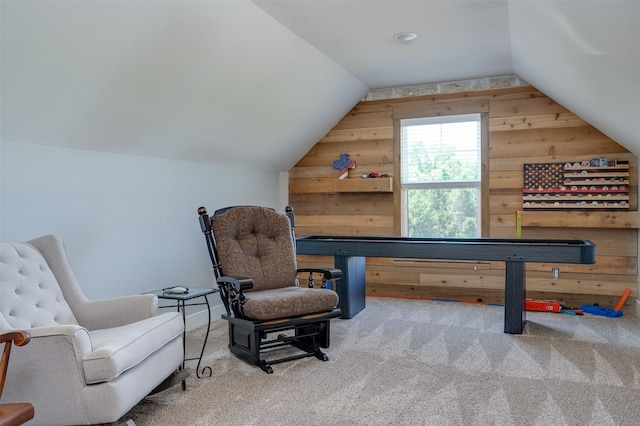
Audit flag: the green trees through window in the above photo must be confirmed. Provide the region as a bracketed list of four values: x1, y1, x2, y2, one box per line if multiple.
[406, 185, 479, 238]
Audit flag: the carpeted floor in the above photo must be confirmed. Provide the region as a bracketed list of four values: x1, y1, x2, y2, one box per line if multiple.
[124, 297, 640, 425]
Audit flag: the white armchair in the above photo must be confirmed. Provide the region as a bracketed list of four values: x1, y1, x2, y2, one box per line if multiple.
[0, 234, 185, 425]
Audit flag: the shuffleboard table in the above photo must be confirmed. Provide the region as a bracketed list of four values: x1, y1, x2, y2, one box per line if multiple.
[295, 236, 596, 334]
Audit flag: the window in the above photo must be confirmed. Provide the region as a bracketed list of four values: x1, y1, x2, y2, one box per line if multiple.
[400, 113, 481, 238]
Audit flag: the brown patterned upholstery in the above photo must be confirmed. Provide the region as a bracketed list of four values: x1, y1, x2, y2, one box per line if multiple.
[239, 287, 339, 321]
[213, 206, 339, 321]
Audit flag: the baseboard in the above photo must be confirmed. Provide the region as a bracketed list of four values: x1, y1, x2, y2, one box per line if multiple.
[185, 303, 227, 332]
[636, 299, 640, 317]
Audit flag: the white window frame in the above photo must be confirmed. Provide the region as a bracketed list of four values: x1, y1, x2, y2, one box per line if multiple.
[400, 113, 482, 238]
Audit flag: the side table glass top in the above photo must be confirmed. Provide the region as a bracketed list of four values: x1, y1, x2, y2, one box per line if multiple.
[148, 287, 218, 300]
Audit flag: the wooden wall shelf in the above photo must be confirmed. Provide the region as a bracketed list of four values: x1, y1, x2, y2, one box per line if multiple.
[520, 210, 640, 229]
[290, 177, 393, 193]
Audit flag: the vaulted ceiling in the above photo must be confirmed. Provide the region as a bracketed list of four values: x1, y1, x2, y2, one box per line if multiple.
[1, 1, 638, 172]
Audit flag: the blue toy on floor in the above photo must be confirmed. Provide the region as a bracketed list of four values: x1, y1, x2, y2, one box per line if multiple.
[579, 304, 623, 317]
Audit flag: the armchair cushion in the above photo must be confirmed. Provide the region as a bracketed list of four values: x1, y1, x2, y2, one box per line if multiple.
[243, 286, 339, 321]
[84, 312, 183, 384]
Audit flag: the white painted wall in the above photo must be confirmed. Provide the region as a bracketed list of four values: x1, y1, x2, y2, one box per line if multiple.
[1, 141, 283, 328]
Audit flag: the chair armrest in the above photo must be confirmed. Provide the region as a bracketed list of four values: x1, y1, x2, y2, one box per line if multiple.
[0, 330, 30, 347]
[18, 325, 92, 364]
[73, 294, 159, 331]
[26, 324, 92, 350]
[297, 267, 342, 289]
[3, 325, 93, 405]
[0, 330, 31, 398]
[297, 267, 342, 281]
[217, 276, 254, 292]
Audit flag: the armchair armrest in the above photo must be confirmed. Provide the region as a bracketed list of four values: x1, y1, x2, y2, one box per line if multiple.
[217, 276, 254, 292]
[297, 267, 342, 281]
[298, 267, 342, 288]
[15, 325, 92, 372]
[0, 330, 31, 399]
[72, 294, 158, 331]
[26, 324, 92, 353]
[216, 276, 253, 318]
[0, 330, 31, 347]
[3, 325, 93, 407]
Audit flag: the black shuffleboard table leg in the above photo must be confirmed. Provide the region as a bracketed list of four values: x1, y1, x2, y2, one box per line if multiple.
[334, 255, 366, 319]
[504, 259, 526, 334]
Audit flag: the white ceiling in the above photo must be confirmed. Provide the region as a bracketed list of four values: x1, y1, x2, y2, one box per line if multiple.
[255, 0, 515, 89]
[1, 1, 638, 172]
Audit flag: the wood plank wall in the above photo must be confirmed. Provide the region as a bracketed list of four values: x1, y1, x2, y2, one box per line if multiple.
[289, 85, 638, 309]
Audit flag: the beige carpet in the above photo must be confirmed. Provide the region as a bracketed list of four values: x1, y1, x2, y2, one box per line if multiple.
[124, 297, 640, 425]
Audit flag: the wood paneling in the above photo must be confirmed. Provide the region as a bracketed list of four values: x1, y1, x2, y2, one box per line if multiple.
[520, 211, 640, 228]
[289, 85, 638, 308]
[489, 113, 587, 131]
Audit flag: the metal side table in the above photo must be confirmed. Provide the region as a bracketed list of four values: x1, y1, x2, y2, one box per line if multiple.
[148, 287, 218, 389]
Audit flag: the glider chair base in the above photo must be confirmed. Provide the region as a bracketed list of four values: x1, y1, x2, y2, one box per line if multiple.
[226, 308, 341, 374]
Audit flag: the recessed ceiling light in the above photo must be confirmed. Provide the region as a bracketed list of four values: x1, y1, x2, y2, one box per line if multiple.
[393, 32, 418, 42]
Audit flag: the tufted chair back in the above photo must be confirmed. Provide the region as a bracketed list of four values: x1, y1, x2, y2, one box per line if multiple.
[212, 206, 298, 292]
[0, 242, 78, 330]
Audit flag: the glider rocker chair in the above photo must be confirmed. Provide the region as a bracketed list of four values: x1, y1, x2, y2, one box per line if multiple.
[198, 205, 342, 374]
[0, 234, 185, 425]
